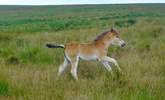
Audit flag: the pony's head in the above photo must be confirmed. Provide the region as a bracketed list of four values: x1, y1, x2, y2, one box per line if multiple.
[107, 28, 126, 47]
[94, 28, 126, 47]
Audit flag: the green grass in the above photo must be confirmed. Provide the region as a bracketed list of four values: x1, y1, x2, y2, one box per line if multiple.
[0, 76, 10, 96]
[0, 4, 165, 100]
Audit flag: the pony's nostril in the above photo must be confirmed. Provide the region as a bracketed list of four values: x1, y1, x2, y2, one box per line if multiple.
[121, 43, 126, 47]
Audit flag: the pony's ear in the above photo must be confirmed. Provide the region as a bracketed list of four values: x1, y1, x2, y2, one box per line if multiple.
[110, 27, 114, 32]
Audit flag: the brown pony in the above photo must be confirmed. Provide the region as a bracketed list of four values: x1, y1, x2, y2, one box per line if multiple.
[47, 28, 126, 80]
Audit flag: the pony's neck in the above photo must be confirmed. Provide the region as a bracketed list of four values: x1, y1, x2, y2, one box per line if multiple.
[93, 37, 112, 50]
[93, 30, 113, 50]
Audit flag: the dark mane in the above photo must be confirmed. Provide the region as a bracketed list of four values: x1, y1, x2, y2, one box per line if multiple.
[93, 30, 111, 41]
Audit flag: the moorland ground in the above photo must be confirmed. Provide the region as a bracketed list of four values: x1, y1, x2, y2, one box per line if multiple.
[0, 4, 165, 100]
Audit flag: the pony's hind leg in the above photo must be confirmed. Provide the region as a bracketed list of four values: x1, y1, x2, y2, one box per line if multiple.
[58, 57, 69, 76]
[70, 56, 79, 80]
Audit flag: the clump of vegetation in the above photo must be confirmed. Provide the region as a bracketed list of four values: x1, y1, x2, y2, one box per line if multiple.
[98, 16, 112, 20]
[114, 19, 136, 27]
[49, 18, 91, 31]
[0, 81, 9, 96]
[6, 56, 19, 65]
[0, 74, 10, 96]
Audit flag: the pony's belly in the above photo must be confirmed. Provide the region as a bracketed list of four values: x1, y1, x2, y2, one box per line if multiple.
[79, 55, 98, 60]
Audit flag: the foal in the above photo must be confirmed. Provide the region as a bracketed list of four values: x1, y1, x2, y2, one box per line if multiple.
[46, 28, 126, 80]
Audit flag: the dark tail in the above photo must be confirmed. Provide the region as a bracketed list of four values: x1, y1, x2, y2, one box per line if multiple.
[46, 43, 65, 48]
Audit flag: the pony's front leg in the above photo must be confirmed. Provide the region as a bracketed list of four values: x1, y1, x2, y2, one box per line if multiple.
[101, 61, 114, 76]
[102, 56, 121, 72]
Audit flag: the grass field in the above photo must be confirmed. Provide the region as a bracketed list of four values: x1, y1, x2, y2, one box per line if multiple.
[0, 4, 165, 100]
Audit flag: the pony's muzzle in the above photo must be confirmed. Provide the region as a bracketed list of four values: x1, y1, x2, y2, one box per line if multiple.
[121, 43, 126, 47]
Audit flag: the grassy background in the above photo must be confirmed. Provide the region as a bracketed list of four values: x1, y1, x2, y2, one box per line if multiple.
[0, 4, 165, 100]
